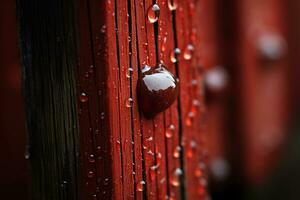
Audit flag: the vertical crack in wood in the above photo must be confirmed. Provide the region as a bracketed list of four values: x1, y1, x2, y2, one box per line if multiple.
[170, 7, 186, 200]
[133, 0, 148, 198]
[127, 0, 138, 199]
[114, 0, 125, 198]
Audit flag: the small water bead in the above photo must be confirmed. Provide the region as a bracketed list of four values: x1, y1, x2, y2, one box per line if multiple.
[165, 124, 175, 138]
[148, 4, 160, 23]
[88, 154, 95, 163]
[88, 171, 95, 178]
[185, 111, 195, 126]
[170, 168, 182, 187]
[194, 167, 203, 178]
[161, 36, 167, 52]
[205, 66, 228, 92]
[183, 44, 194, 60]
[80, 92, 89, 103]
[170, 48, 181, 63]
[168, 0, 178, 11]
[126, 98, 134, 107]
[136, 180, 146, 191]
[173, 146, 181, 158]
[126, 68, 134, 78]
[150, 165, 159, 181]
[187, 140, 197, 158]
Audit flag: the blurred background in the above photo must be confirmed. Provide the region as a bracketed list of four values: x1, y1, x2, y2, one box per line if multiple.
[0, 0, 300, 199]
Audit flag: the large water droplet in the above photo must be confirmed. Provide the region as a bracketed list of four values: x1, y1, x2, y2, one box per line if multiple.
[136, 180, 146, 191]
[80, 92, 89, 103]
[148, 4, 160, 23]
[168, 0, 178, 11]
[170, 48, 181, 63]
[183, 44, 194, 60]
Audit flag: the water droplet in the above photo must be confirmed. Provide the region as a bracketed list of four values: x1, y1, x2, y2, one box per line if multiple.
[210, 158, 230, 181]
[170, 168, 182, 187]
[168, 0, 178, 11]
[100, 112, 105, 120]
[88, 154, 95, 163]
[161, 36, 167, 52]
[80, 92, 89, 103]
[173, 146, 181, 158]
[137, 64, 179, 118]
[88, 171, 94, 178]
[257, 33, 286, 62]
[136, 180, 146, 191]
[170, 48, 181, 63]
[146, 136, 153, 141]
[185, 111, 195, 126]
[126, 68, 134, 78]
[183, 44, 194, 60]
[24, 146, 30, 160]
[150, 165, 159, 181]
[191, 99, 200, 114]
[148, 4, 160, 23]
[205, 66, 228, 92]
[194, 168, 203, 178]
[166, 124, 175, 138]
[187, 140, 197, 158]
[126, 98, 134, 107]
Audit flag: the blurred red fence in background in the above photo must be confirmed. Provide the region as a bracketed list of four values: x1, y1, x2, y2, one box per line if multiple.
[1, 0, 300, 199]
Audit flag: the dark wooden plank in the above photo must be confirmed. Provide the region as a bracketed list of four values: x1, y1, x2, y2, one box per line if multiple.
[18, 0, 80, 199]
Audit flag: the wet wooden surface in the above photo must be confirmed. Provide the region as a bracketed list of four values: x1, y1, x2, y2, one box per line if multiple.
[76, 0, 209, 199]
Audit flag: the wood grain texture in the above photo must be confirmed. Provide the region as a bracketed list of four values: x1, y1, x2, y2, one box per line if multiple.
[18, 0, 80, 199]
[19, 0, 209, 199]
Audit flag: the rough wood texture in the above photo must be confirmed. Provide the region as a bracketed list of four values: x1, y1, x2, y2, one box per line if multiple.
[19, 0, 209, 199]
[18, 0, 80, 199]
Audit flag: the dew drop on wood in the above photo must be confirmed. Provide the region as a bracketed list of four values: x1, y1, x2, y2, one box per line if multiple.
[147, 4, 160, 23]
[136, 180, 146, 191]
[165, 124, 175, 138]
[126, 67, 134, 78]
[183, 44, 194, 60]
[80, 92, 89, 103]
[87, 171, 94, 178]
[168, 0, 178, 11]
[170, 168, 182, 187]
[88, 154, 95, 163]
[173, 146, 181, 158]
[170, 48, 181, 63]
[126, 98, 134, 108]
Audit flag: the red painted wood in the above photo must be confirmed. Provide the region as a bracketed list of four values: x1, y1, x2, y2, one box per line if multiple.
[238, 0, 289, 185]
[76, 0, 208, 199]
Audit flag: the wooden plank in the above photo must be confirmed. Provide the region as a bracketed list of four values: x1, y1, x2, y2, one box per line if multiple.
[238, 0, 289, 185]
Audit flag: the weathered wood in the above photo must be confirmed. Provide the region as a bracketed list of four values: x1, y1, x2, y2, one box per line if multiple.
[18, 0, 80, 199]
[19, 0, 209, 199]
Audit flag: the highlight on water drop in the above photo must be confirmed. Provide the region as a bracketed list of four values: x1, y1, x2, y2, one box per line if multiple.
[147, 4, 160, 23]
